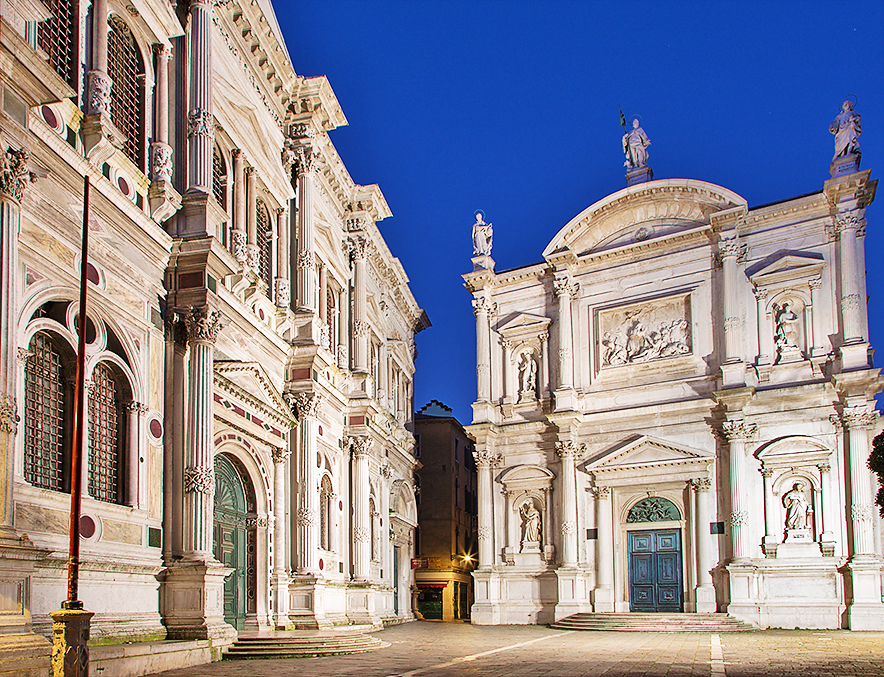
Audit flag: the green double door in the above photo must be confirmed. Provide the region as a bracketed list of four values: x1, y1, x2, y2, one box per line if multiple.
[213, 455, 248, 631]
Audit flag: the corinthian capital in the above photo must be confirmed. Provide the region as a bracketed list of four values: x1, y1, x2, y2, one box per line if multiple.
[835, 209, 866, 233]
[1, 146, 37, 201]
[840, 406, 879, 430]
[347, 435, 372, 458]
[472, 296, 490, 316]
[473, 449, 502, 468]
[553, 277, 579, 300]
[285, 391, 323, 420]
[555, 440, 585, 459]
[183, 306, 223, 344]
[719, 420, 757, 441]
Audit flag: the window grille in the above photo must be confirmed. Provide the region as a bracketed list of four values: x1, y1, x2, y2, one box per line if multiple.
[107, 16, 144, 170]
[256, 199, 272, 297]
[213, 147, 227, 210]
[320, 475, 333, 550]
[23, 333, 67, 491]
[88, 363, 120, 504]
[38, 0, 77, 89]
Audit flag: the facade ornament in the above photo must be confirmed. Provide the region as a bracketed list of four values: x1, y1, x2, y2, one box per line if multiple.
[271, 447, 290, 464]
[297, 249, 315, 271]
[840, 406, 879, 429]
[187, 108, 214, 140]
[720, 420, 757, 441]
[622, 118, 651, 169]
[296, 507, 316, 527]
[553, 277, 579, 300]
[231, 229, 247, 263]
[1, 146, 37, 201]
[294, 146, 319, 175]
[0, 395, 19, 434]
[591, 486, 611, 498]
[472, 296, 490, 315]
[347, 435, 372, 459]
[346, 217, 365, 232]
[841, 294, 863, 312]
[753, 286, 768, 301]
[354, 527, 370, 543]
[16, 347, 33, 364]
[380, 464, 393, 479]
[472, 211, 493, 256]
[817, 462, 831, 474]
[274, 279, 290, 308]
[151, 143, 173, 182]
[286, 391, 323, 420]
[560, 520, 575, 535]
[825, 221, 840, 242]
[773, 301, 801, 358]
[729, 510, 749, 526]
[851, 503, 874, 523]
[122, 401, 149, 414]
[829, 99, 861, 160]
[835, 210, 867, 233]
[555, 440, 585, 459]
[519, 500, 542, 550]
[760, 468, 774, 479]
[183, 466, 214, 495]
[353, 320, 370, 338]
[690, 477, 712, 492]
[345, 235, 371, 262]
[87, 71, 112, 116]
[477, 526, 492, 541]
[473, 449, 501, 468]
[246, 246, 260, 272]
[518, 352, 538, 400]
[183, 306, 223, 344]
[808, 277, 822, 291]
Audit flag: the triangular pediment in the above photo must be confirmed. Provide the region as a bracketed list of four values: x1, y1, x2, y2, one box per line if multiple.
[214, 361, 295, 427]
[497, 311, 551, 336]
[747, 250, 825, 287]
[585, 435, 712, 472]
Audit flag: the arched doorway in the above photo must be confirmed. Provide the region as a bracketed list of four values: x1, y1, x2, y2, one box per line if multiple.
[626, 497, 684, 612]
[213, 454, 257, 630]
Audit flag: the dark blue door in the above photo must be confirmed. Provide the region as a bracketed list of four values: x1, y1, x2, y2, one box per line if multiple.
[628, 529, 683, 612]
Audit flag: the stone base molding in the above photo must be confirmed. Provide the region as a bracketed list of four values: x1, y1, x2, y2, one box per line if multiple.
[554, 568, 592, 621]
[159, 561, 237, 641]
[0, 632, 51, 677]
[846, 559, 884, 630]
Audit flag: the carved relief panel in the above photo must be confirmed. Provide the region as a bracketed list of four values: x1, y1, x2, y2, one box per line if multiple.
[597, 294, 692, 368]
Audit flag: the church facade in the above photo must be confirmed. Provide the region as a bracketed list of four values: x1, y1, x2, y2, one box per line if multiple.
[1, 0, 425, 671]
[464, 116, 884, 630]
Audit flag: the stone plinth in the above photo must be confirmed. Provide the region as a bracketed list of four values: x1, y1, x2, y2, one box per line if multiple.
[50, 608, 94, 677]
[829, 153, 861, 178]
[159, 561, 236, 641]
[0, 632, 52, 677]
[471, 254, 495, 272]
[626, 166, 653, 186]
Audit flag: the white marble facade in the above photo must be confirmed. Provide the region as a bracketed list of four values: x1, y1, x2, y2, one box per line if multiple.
[465, 148, 884, 629]
[0, 0, 425, 669]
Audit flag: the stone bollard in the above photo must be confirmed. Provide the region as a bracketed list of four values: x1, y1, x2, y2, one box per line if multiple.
[49, 608, 94, 677]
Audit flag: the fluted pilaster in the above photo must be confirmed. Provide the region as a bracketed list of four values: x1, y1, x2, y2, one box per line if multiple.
[556, 440, 582, 566]
[475, 449, 500, 569]
[349, 436, 372, 580]
[186, 0, 214, 193]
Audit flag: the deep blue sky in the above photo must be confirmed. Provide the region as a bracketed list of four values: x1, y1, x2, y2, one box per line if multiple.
[279, 1, 884, 425]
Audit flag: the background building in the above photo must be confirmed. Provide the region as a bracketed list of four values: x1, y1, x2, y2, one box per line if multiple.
[413, 400, 477, 621]
[1, 1, 426, 674]
[464, 117, 884, 630]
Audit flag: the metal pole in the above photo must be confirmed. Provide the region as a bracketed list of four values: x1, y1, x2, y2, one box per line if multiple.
[64, 175, 89, 610]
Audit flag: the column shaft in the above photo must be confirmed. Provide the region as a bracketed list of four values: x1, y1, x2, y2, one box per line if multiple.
[245, 167, 258, 271]
[722, 420, 755, 561]
[554, 279, 574, 389]
[150, 45, 173, 183]
[693, 479, 713, 585]
[351, 439, 371, 579]
[838, 214, 864, 342]
[843, 409, 877, 556]
[473, 297, 491, 401]
[721, 238, 742, 362]
[595, 488, 614, 592]
[296, 165, 316, 311]
[295, 398, 320, 573]
[275, 208, 290, 307]
[475, 451, 498, 568]
[754, 288, 769, 364]
[186, 0, 214, 193]
[556, 442, 579, 566]
[353, 242, 368, 372]
[338, 286, 349, 368]
[0, 193, 21, 530]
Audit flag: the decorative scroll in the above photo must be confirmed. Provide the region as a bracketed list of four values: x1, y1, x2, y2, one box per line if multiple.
[599, 296, 691, 367]
[627, 497, 681, 523]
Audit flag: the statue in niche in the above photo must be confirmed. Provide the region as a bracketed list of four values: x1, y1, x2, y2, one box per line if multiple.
[829, 100, 862, 160]
[783, 481, 813, 531]
[472, 212, 493, 256]
[623, 118, 651, 169]
[518, 353, 537, 398]
[520, 501, 541, 550]
[773, 301, 800, 353]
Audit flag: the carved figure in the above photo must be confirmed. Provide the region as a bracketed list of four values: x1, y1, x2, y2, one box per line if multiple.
[623, 118, 651, 169]
[774, 302, 800, 350]
[601, 331, 628, 365]
[601, 316, 691, 367]
[829, 100, 861, 160]
[518, 353, 537, 396]
[472, 212, 493, 256]
[520, 501, 541, 548]
[783, 481, 813, 531]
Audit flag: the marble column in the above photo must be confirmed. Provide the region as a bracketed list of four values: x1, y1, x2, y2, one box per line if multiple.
[809, 277, 826, 356]
[124, 402, 147, 509]
[164, 318, 187, 560]
[539, 331, 550, 399]
[87, 0, 111, 116]
[186, 0, 214, 193]
[295, 147, 318, 312]
[753, 287, 770, 365]
[182, 306, 222, 558]
[245, 167, 259, 272]
[592, 486, 614, 612]
[318, 263, 329, 348]
[840, 407, 878, 556]
[721, 419, 756, 561]
[817, 461, 835, 554]
[553, 277, 576, 390]
[271, 446, 290, 626]
[350, 236, 370, 372]
[836, 211, 865, 344]
[0, 146, 34, 535]
[760, 468, 779, 556]
[473, 296, 491, 402]
[556, 441, 581, 566]
[229, 150, 246, 263]
[720, 236, 744, 364]
[691, 477, 715, 611]
[150, 44, 173, 183]
[291, 392, 322, 574]
[338, 286, 349, 368]
[475, 449, 500, 569]
[350, 436, 372, 580]
[275, 207, 290, 307]
[501, 339, 512, 403]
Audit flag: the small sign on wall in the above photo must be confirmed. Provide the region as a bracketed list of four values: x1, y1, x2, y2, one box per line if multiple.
[411, 558, 428, 569]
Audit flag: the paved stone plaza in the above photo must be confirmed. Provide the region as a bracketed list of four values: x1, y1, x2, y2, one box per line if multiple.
[149, 621, 884, 676]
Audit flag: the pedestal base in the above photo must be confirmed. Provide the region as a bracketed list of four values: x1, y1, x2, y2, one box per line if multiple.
[471, 254, 495, 272]
[554, 568, 590, 620]
[829, 153, 861, 178]
[470, 570, 502, 625]
[694, 583, 717, 613]
[592, 585, 615, 613]
[846, 558, 884, 630]
[553, 388, 578, 412]
[159, 560, 236, 641]
[50, 608, 94, 677]
[839, 341, 871, 370]
[625, 166, 653, 186]
[720, 360, 746, 388]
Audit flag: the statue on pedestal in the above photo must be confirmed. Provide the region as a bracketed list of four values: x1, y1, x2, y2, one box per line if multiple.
[472, 212, 493, 257]
[829, 100, 861, 160]
[518, 353, 537, 399]
[520, 501, 541, 551]
[783, 481, 812, 531]
[774, 301, 800, 352]
[623, 118, 651, 169]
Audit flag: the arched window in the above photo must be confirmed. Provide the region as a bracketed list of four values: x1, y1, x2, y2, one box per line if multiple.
[88, 362, 124, 504]
[256, 198, 272, 297]
[107, 16, 145, 169]
[627, 497, 681, 523]
[320, 474, 333, 551]
[38, 0, 77, 89]
[213, 146, 228, 210]
[23, 332, 70, 491]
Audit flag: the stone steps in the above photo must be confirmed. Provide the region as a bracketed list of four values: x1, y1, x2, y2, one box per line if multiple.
[224, 632, 386, 660]
[551, 612, 755, 632]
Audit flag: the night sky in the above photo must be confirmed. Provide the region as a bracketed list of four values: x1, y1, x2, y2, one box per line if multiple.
[277, 0, 884, 425]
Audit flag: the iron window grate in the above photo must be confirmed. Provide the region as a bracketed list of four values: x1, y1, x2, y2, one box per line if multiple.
[213, 147, 228, 210]
[88, 363, 120, 504]
[38, 0, 76, 89]
[256, 199, 272, 298]
[24, 333, 66, 491]
[107, 16, 144, 170]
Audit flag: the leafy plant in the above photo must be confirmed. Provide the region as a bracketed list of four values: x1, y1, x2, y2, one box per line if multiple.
[868, 432, 884, 517]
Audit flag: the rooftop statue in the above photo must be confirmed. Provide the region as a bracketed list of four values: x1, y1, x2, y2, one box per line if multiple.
[472, 212, 493, 257]
[830, 99, 861, 160]
[623, 118, 651, 169]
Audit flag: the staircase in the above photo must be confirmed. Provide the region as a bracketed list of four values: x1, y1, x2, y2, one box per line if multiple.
[551, 612, 755, 632]
[224, 629, 388, 660]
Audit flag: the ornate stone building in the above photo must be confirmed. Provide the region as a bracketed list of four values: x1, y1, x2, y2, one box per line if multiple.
[1, 0, 425, 673]
[464, 114, 884, 630]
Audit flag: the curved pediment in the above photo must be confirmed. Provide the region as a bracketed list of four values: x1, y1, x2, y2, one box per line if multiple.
[542, 179, 746, 259]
